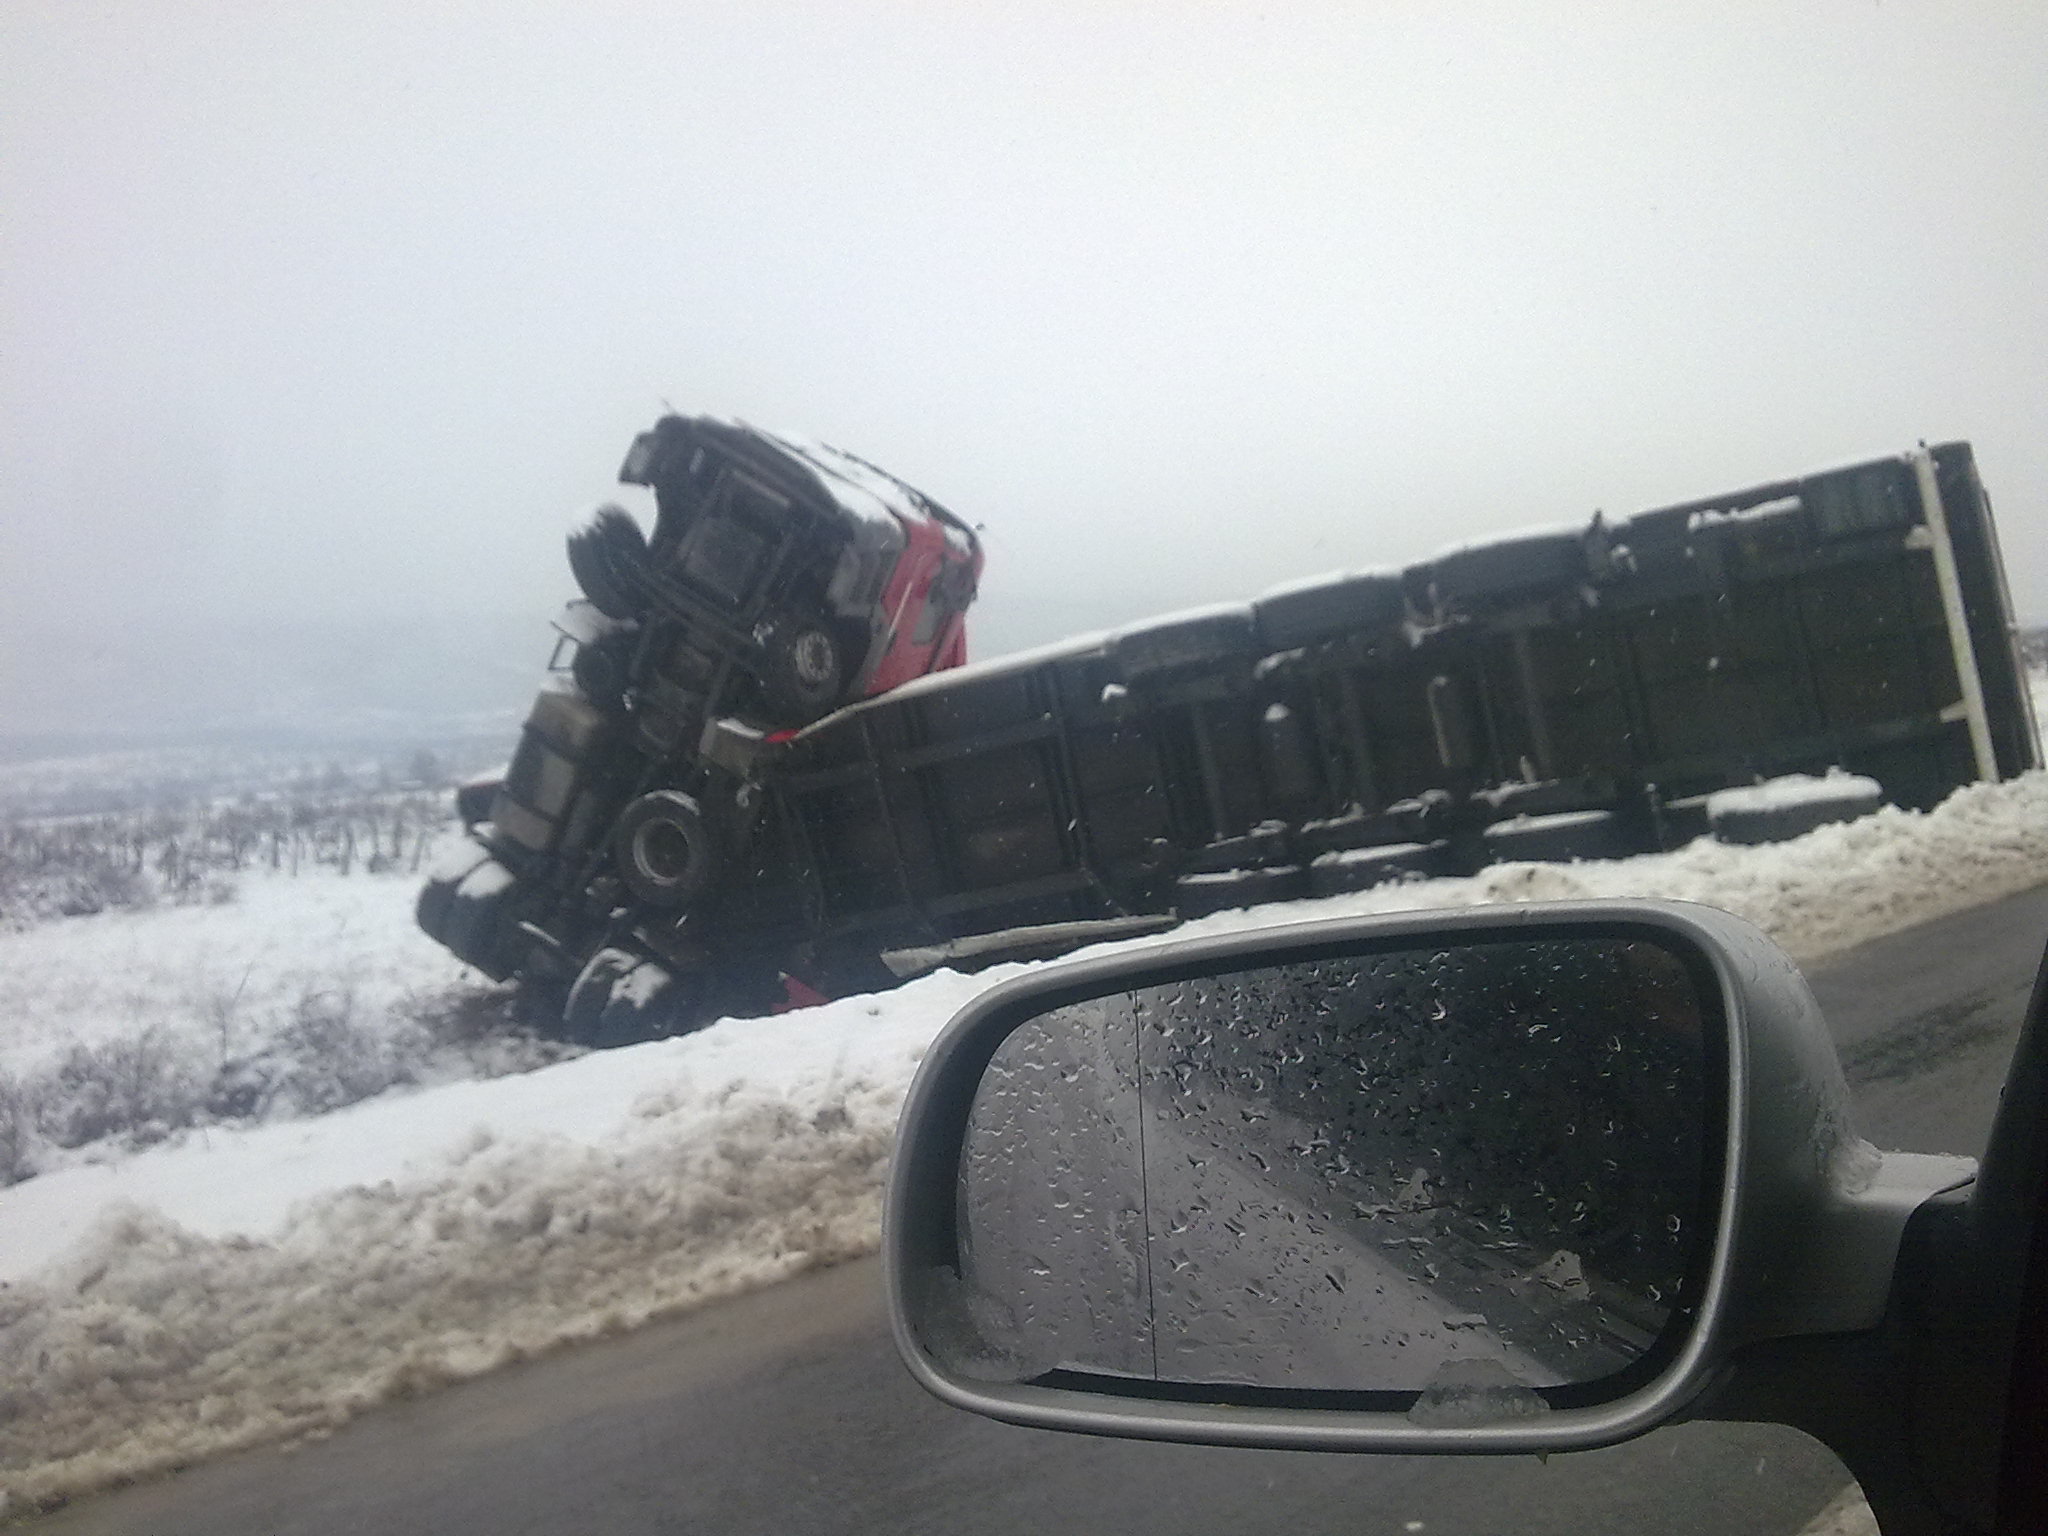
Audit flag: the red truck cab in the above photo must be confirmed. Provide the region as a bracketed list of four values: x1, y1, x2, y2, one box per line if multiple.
[604, 414, 983, 724]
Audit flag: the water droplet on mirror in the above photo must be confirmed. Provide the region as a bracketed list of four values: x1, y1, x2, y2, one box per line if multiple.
[1533, 1249, 1590, 1298]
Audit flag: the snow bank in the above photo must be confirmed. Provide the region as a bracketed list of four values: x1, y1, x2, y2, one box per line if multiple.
[1171, 768, 2048, 966]
[0, 974, 995, 1508]
[6, 769, 2048, 1508]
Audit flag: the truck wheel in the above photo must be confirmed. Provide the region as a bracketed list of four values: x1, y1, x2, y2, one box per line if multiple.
[567, 504, 649, 621]
[416, 845, 491, 944]
[563, 946, 641, 1045]
[453, 776, 503, 830]
[759, 613, 845, 723]
[442, 859, 522, 980]
[571, 629, 635, 715]
[613, 790, 720, 908]
[565, 948, 702, 1048]
[604, 961, 704, 1047]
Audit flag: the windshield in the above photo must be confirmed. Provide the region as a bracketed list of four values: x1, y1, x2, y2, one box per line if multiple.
[3, 6, 2045, 1534]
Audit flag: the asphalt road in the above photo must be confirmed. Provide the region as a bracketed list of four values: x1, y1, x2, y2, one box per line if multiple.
[26, 884, 2048, 1536]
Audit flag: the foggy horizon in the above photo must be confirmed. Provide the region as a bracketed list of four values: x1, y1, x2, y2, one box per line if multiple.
[6, 2, 2046, 741]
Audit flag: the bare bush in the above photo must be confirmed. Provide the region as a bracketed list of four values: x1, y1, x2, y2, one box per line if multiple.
[37, 1030, 206, 1152]
[272, 988, 417, 1115]
[1, 978, 576, 1189]
[398, 984, 581, 1081]
[401, 984, 527, 1048]
[205, 987, 415, 1121]
[0, 736, 515, 822]
[0, 831, 157, 928]
[0, 1072, 36, 1184]
[1, 787, 457, 931]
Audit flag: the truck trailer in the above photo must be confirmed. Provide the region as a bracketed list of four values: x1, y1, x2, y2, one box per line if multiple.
[419, 431, 2037, 1044]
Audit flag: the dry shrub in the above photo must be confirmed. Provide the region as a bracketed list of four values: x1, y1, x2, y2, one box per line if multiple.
[0, 1072, 36, 1184]
[37, 1031, 205, 1152]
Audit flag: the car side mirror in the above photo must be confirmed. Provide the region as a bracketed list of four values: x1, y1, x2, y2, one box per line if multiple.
[885, 901, 1974, 1455]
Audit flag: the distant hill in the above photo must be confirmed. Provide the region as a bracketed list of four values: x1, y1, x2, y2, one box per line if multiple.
[0, 610, 543, 754]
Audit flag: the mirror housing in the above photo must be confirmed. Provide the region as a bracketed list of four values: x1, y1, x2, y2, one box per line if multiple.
[885, 900, 1973, 1454]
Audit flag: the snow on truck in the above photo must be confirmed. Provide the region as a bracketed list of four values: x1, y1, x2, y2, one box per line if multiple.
[419, 416, 984, 1024]
[419, 431, 2039, 1045]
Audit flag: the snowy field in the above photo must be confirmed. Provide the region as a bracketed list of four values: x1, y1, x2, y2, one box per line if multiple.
[4, 746, 2048, 1508]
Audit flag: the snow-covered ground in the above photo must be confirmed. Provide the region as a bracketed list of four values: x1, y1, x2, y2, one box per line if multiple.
[0, 851, 568, 1191]
[1, 863, 474, 1076]
[5, 754, 2048, 1509]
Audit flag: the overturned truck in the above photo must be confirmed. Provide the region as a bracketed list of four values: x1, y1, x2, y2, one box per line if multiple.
[420, 426, 2039, 1044]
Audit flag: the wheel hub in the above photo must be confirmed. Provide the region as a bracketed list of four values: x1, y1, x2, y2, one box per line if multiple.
[792, 630, 836, 687]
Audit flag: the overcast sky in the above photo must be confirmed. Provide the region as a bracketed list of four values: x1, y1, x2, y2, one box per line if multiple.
[4, 1, 2045, 719]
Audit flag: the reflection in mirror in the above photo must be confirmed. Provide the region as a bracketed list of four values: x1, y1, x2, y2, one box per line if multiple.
[954, 937, 1715, 1407]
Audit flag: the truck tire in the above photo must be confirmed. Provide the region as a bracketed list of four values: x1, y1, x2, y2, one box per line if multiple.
[453, 776, 503, 830]
[442, 858, 523, 980]
[613, 790, 720, 909]
[562, 946, 635, 1044]
[415, 845, 492, 944]
[570, 628, 635, 715]
[758, 612, 845, 724]
[567, 504, 649, 621]
[565, 948, 700, 1048]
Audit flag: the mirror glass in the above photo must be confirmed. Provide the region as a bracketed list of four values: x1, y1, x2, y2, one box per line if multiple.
[952, 935, 1717, 1407]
